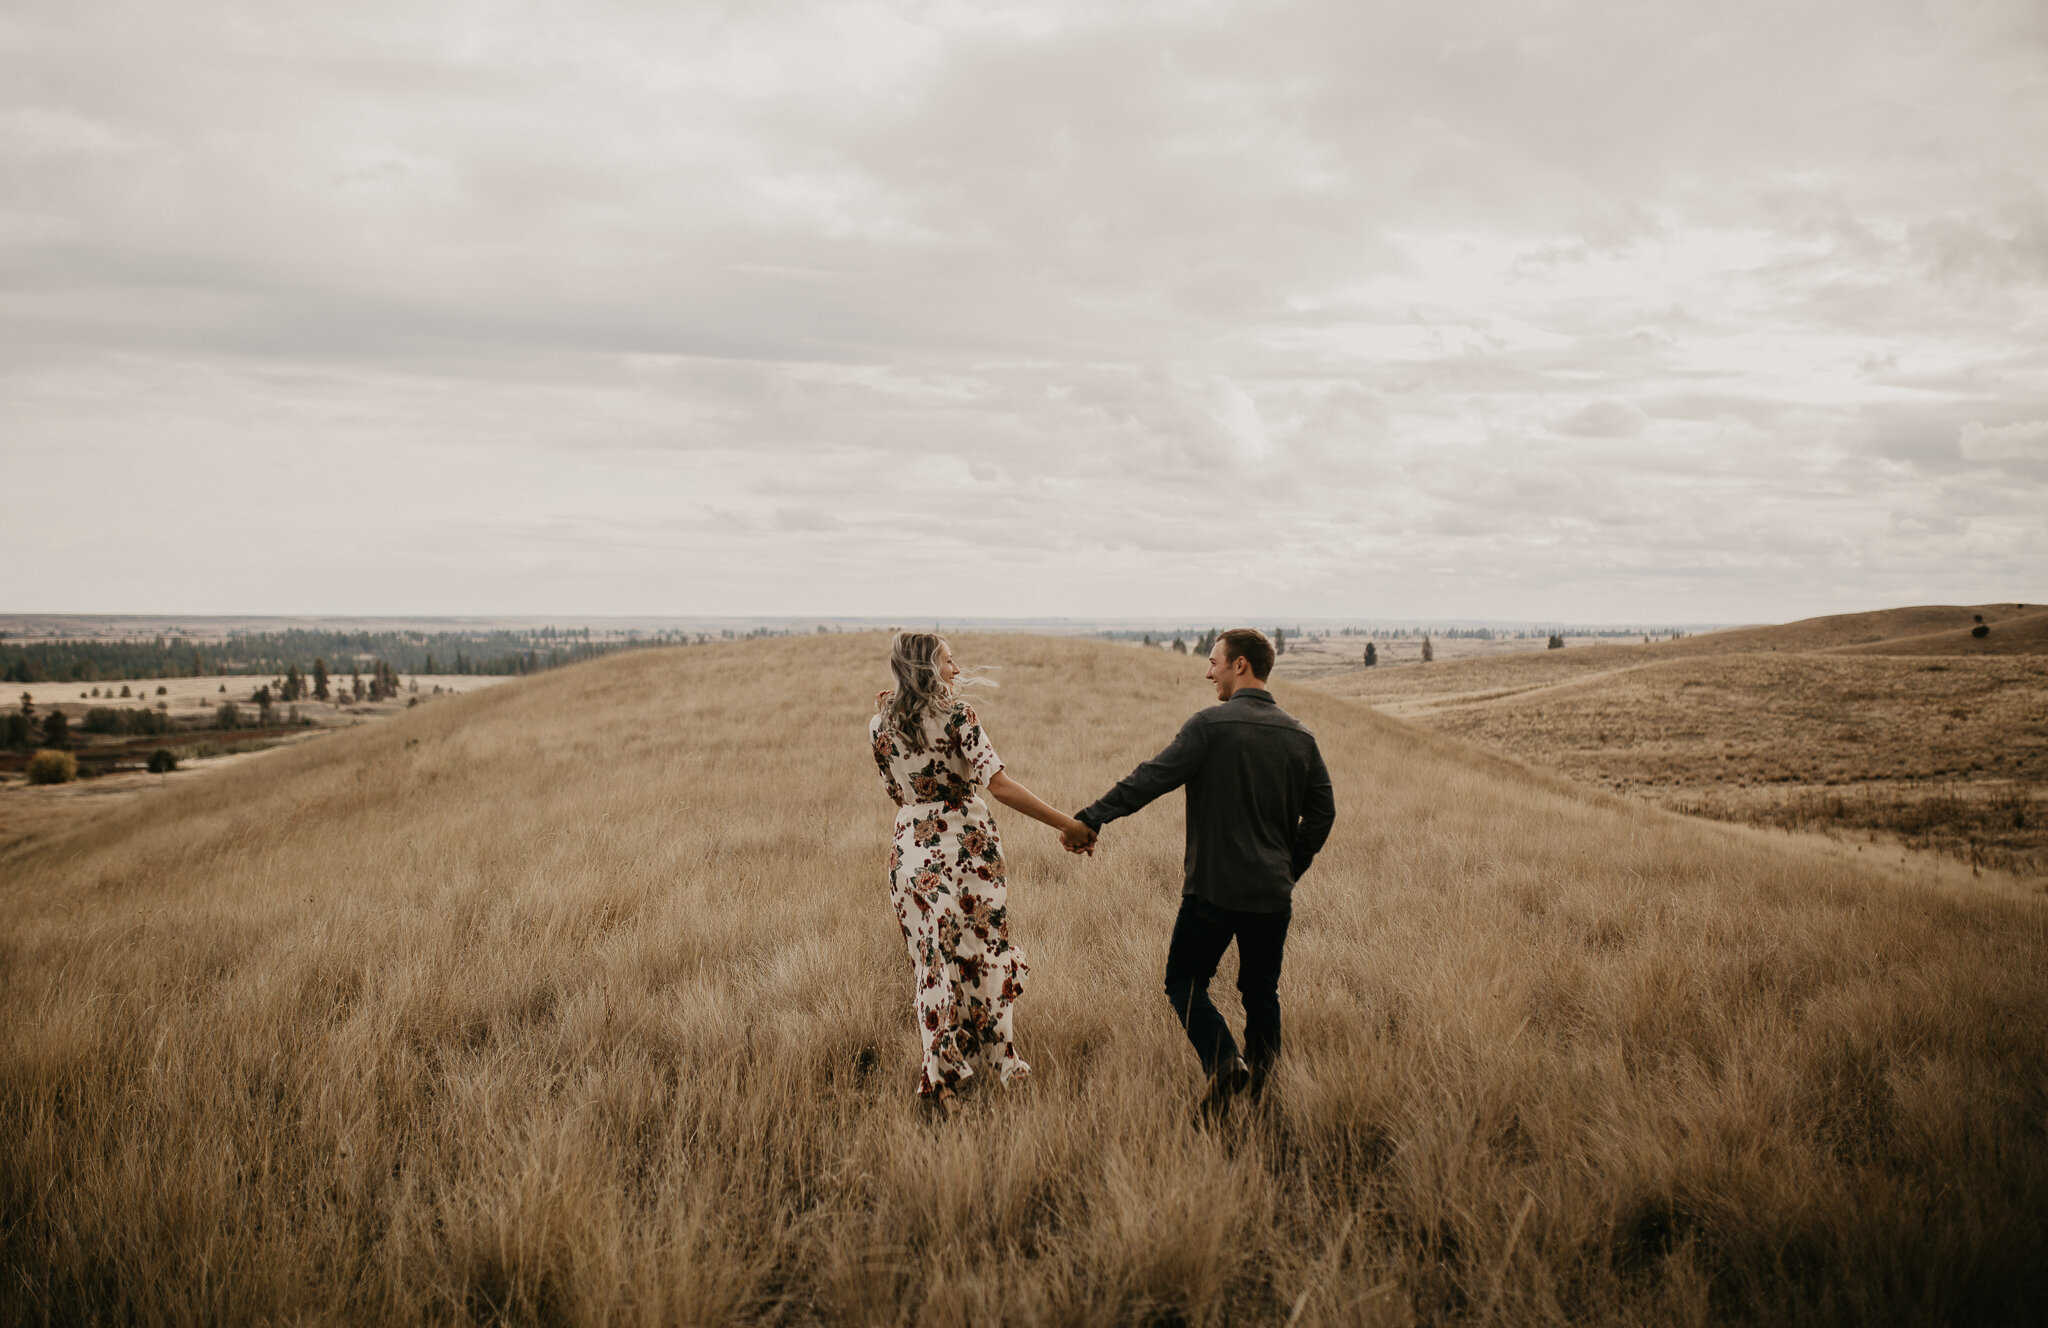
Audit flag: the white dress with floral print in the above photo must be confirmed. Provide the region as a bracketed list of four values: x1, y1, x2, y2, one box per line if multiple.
[870, 694, 1031, 1096]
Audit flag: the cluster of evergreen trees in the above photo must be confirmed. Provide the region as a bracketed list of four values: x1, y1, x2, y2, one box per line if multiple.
[0, 626, 685, 685]
[2, 698, 64, 750]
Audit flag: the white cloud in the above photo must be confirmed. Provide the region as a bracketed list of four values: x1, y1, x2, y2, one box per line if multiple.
[2, 0, 2045, 619]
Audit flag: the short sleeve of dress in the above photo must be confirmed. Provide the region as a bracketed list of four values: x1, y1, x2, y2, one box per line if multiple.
[954, 703, 1003, 786]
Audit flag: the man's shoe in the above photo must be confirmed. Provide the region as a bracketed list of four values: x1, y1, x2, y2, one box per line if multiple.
[1198, 1056, 1251, 1121]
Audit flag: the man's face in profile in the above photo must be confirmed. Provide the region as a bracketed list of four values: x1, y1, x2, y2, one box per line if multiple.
[1206, 642, 1243, 700]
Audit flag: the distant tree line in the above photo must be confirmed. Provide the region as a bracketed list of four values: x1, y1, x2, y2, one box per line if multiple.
[0, 626, 702, 684]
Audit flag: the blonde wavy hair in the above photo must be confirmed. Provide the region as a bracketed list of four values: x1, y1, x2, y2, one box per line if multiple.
[877, 632, 994, 753]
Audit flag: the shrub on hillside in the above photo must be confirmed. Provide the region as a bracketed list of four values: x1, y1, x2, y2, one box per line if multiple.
[216, 702, 242, 731]
[1972, 624, 1990, 639]
[147, 749, 178, 774]
[26, 749, 77, 785]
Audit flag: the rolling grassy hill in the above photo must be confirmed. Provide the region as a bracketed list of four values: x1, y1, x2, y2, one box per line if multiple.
[1310, 602, 2048, 712]
[1670, 602, 2044, 656]
[1832, 607, 2048, 657]
[3, 635, 2045, 1326]
[1316, 605, 2048, 876]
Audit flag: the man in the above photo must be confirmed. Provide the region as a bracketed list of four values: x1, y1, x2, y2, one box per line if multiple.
[1068, 628, 1336, 1113]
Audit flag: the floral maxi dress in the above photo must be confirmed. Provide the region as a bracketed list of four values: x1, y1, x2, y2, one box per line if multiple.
[870, 695, 1031, 1096]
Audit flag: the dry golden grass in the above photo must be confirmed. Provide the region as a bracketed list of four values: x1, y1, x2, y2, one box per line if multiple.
[1315, 625, 2048, 876]
[0, 677, 506, 862]
[1832, 609, 2048, 657]
[4, 634, 2046, 1326]
[1663, 602, 2045, 656]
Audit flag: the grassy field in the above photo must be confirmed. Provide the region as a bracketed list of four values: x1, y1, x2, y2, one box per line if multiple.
[4, 634, 2045, 1326]
[0, 675, 510, 862]
[1313, 607, 2048, 877]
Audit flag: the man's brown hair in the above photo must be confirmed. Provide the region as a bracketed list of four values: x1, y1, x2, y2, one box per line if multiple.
[1217, 628, 1276, 681]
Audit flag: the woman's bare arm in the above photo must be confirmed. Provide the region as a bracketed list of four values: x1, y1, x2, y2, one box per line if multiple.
[987, 770, 1095, 852]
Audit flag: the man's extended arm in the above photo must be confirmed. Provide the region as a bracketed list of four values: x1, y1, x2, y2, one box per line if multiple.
[1077, 715, 1209, 831]
[1289, 744, 1336, 880]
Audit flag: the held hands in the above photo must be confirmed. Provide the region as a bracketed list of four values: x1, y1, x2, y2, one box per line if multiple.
[1060, 817, 1098, 855]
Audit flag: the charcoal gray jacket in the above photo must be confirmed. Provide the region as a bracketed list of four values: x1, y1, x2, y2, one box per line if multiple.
[1077, 687, 1335, 913]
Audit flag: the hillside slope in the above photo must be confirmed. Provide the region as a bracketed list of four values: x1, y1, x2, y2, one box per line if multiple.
[3, 635, 2044, 1326]
[1832, 607, 2048, 657]
[1314, 603, 2048, 873]
[1674, 602, 2043, 655]
[1303, 602, 2047, 710]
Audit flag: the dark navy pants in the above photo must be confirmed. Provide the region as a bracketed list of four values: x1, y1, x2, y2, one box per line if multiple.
[1163, 894, 1291, 1078]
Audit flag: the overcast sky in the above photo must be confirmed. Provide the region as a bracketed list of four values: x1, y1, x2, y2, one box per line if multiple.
[4, 0, 2044, 622]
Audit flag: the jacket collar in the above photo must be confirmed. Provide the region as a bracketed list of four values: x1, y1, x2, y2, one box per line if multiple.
[1226, 687, 1276, 705]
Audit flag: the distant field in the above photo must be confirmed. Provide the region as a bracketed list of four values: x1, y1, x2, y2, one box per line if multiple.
[3, 634, 2043, 1326]
[0, 675, 511, 861]
[1315, 605, 2048, 877]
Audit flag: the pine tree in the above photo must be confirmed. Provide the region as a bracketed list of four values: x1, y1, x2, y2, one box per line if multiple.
[313, 658, 330, 701]
[1363, 642, 1377, 667]
[1421, 635, 1434, 663]
[1273, 628, 1287, 656]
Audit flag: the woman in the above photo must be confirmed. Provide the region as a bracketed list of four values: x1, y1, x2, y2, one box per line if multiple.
[869, 632, 1092, 1110]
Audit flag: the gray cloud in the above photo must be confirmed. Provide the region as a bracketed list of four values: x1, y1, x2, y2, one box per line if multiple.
[3, 0, 2045, 620]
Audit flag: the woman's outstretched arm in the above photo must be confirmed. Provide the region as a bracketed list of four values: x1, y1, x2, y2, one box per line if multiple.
[987, 770, 1095, 852]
